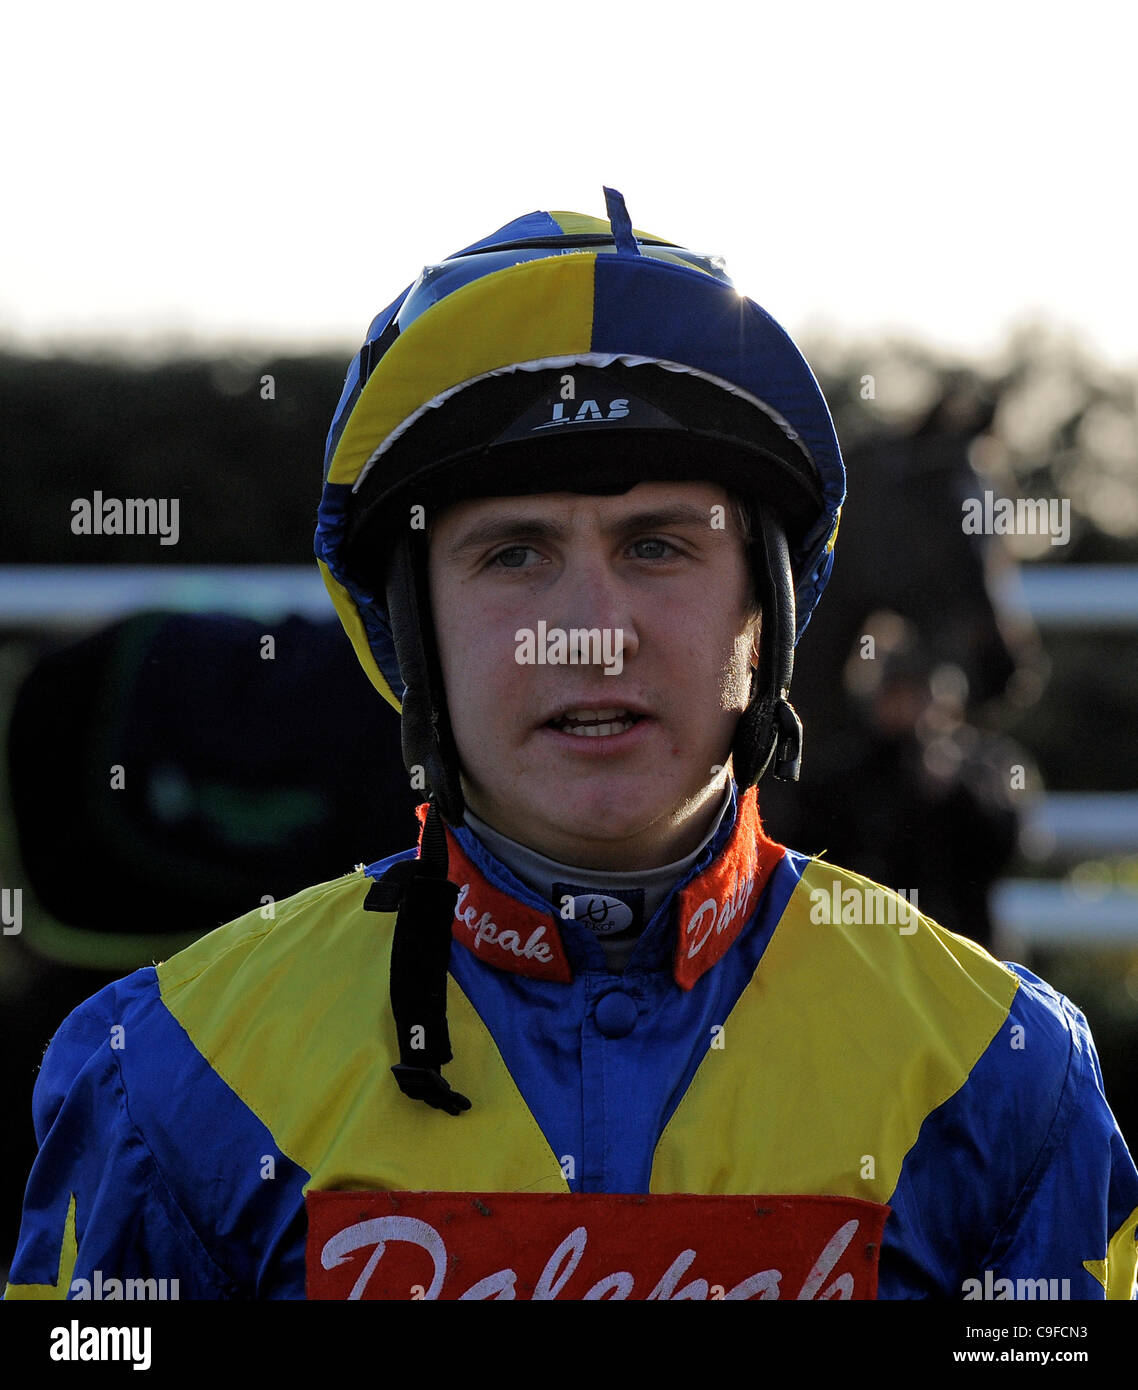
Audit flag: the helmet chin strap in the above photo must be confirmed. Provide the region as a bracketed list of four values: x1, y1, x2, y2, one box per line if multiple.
[384, 528, 467, 825]
[730, 506, 803, 786]
[365, 796, 471, 1115]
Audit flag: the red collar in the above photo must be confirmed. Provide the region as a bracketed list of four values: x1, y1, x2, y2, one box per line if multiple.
[415, 789, 784, 990]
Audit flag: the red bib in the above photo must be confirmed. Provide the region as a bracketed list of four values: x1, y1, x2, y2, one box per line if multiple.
[306, 1191, 887, 1300]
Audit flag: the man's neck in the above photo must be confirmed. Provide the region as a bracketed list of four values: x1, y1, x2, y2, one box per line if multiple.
[460, 777, 734, 872]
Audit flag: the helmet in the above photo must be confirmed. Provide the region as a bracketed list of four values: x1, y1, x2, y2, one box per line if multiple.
[315, 189, 845, 826]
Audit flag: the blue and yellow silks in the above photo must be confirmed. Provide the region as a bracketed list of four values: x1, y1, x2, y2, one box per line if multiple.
[7, 787, 1137, 1299]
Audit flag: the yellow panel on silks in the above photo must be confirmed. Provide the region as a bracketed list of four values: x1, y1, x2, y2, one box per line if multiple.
[3, 1194, 78, 1299]
[651, 859, 1019, 1202]
[316, 558, 401, 713]
[157, 873, 567, 1195]
[326, 253, 597, 489]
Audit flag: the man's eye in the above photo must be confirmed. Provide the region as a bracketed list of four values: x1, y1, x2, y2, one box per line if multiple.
[490, 545, 536, 569]
[630, 537, 677, 559]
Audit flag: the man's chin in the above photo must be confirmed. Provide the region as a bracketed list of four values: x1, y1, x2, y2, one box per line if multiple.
[471, 780, 722, 871]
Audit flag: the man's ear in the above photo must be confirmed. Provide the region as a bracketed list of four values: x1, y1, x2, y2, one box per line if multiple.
[749, 613, 763, 668]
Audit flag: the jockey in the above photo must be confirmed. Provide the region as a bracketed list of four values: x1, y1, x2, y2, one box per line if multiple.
[6, 191, 1137, 1301]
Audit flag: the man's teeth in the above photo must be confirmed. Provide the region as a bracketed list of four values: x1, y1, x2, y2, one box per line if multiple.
[555, 708, 640, 737]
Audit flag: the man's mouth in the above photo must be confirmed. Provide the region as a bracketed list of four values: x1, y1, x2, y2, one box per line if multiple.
[546, 707, 646, 738]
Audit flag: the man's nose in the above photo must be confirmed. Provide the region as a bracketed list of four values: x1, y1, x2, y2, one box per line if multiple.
[552, 563, 640, 663]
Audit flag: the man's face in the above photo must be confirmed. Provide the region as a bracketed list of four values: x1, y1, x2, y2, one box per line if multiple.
[428, 480, 760, 869]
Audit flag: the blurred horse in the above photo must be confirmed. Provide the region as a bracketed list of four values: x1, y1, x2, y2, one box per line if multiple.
[761, 383, 1042, 944]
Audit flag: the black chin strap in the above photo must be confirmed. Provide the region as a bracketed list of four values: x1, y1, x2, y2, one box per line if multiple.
[731, 508, 803, 787]
[364, 800, 471, 1115]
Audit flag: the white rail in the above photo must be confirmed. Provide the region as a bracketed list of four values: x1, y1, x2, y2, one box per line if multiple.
[1, 564, 1136, 625]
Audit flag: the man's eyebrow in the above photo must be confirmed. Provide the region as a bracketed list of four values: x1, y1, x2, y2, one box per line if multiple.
[443, 515, 565, 556]
[610, 505, 714, 534]
[443, 503, 716, 556]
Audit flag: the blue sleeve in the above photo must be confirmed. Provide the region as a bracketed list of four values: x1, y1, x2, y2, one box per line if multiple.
[977, 969, 1138, 1300]
[881, 964, 1138, 1300]
[4, 970, 232, 1300]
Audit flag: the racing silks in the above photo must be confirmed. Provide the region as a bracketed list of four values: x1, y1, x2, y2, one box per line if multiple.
[6, 786, 1138, 1299]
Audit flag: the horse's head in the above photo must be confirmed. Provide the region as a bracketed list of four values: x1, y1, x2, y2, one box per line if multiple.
[824, 387, 1036, 713]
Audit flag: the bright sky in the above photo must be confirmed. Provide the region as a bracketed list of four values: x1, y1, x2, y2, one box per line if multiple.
[3, 2, 1134, 365]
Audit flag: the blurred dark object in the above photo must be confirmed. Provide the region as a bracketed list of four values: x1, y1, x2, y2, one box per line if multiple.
[762, 384, 1044, 946]
[789, 613, 1027, 947]
[8, 611, 418, 950]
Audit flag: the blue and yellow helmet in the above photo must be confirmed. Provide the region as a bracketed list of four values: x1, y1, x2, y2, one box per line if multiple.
[315, 189, 845, 822]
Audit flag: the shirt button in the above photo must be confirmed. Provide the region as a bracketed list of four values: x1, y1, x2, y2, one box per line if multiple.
[594, 991, 638, 1039]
